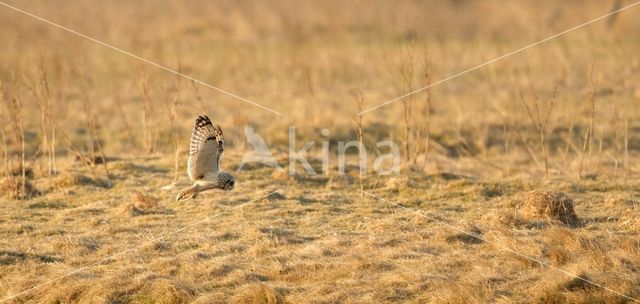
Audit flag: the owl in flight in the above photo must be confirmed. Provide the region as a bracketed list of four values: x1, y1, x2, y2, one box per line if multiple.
[176, 115, 235, 201]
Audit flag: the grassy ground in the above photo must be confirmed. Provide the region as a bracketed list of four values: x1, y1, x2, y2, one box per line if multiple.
[1, 153, 639, 303]
[1, 0, 640, 303]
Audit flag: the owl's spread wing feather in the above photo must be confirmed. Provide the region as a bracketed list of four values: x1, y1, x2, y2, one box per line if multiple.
[187, 115, 224, 181]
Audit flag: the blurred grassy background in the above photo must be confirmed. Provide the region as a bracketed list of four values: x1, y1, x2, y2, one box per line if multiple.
[1, 1, 638, 166]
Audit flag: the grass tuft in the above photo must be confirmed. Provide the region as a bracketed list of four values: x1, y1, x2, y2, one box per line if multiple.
[519, 190, 581, 226]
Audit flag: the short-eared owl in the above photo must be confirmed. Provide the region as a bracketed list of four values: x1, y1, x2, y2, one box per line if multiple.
[176, 115, 235, 201]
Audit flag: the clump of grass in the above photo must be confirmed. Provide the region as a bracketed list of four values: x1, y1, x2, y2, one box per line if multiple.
[480, 209, 528, 229]
[230, 283, 285, 304]
[121, 191, 169, 216]
[131, 277, 197, 304]
[132, 191, 160, 209]
[0, 175, 39, 199]
[445, 224, 483, 245]
[51, 172, 97, 189]
[519, 190, 580, 226]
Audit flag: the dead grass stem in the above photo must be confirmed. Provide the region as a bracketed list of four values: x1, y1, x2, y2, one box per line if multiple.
[579, 66, 597, 179]
[519, 83, 557, 179]
[78, 80, 112, 187]
[353, 90, 365, 197]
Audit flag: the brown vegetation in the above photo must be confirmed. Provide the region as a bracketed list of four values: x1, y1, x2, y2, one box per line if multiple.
[519, 190, 580, 226]
[0, 0, 639, 303]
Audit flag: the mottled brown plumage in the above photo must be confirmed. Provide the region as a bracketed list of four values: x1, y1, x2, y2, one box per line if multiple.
[176, 115, 234, 201]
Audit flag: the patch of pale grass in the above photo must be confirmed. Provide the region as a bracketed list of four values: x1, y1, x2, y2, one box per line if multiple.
[230, 283, 285, 304]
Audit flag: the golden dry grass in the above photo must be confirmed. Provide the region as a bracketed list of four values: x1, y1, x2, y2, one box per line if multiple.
[1, 1, 640, 303]
[1, 154, 639, 303]
[519, 190, 580, 226]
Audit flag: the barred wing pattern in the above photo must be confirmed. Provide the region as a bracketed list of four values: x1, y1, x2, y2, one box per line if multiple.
[187, 115, 224, 181]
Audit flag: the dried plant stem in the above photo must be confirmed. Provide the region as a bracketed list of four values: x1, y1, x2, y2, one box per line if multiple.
[579, 70, 596, 179]
[8, 97, 27, 198]
[1, 125, 8, 181]
[401, 92, 413, 167]
[392, 44, 433, 170]
[47, 96, 56, 177]
[519, 85, 556, 179]
[401, 102, 411, 162]
[20, 111, 26, 198]
[562, 122, 576, 161]
[78, 87, 97, 180]
[0, 84, 10, 183]
[94, 132, 112, 187]
[420, 61, 432, 171]
[37, 65, 56, 178]
[353, 90, 365, 198]
[114, 91, 136, 147]
[36, 92, 48, 175]
[623, 118, 629, 175]
[50, 118, 92, 171]
[141, 72, 155, 154]
[169, 79, 182, 183]
[79, 83, 112, 186]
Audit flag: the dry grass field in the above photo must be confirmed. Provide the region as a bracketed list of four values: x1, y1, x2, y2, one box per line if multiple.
[1, 0, 640, 303]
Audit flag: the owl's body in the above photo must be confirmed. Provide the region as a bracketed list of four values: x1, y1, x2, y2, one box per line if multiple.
[176, 115, 235, 201]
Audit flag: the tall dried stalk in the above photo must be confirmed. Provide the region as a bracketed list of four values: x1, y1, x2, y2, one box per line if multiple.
[399, 58, 414, 167]
[623, 118, 629, 175]
[79, 82, 112, 187]
[80, 88, 96, 160]
[1, 112, 8, 183]
[6, 96, 26, 198]
[18, 97, 25, 199]
[579, 69, 596, 179]
[519, 85, 556, 179]
[166, 78, 182, 183]
[0, 82, 9, 183]
[352, 90, 365, 198]
[609, 101, 624, 177]
[389, 44, 420, 169]
[140, 71, 155, 154]
[491, 100, 515, 171]
[50, 118, 94, 172]
[32, 83, 48, 177]
[31, 64, 57, 179]
[43, 69, 56, 177]
[391, 44, 433, 170]
[419, 57, 432, 170]
[114, 91, 136, 147]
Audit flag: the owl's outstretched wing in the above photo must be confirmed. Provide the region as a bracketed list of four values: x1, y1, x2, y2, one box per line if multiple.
[187, 115, 224, 181]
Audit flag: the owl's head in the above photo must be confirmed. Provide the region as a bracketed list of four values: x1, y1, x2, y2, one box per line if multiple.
[217, 172, 235, 190]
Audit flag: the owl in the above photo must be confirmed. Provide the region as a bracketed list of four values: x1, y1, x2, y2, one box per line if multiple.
[176, 115, 234, 201]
